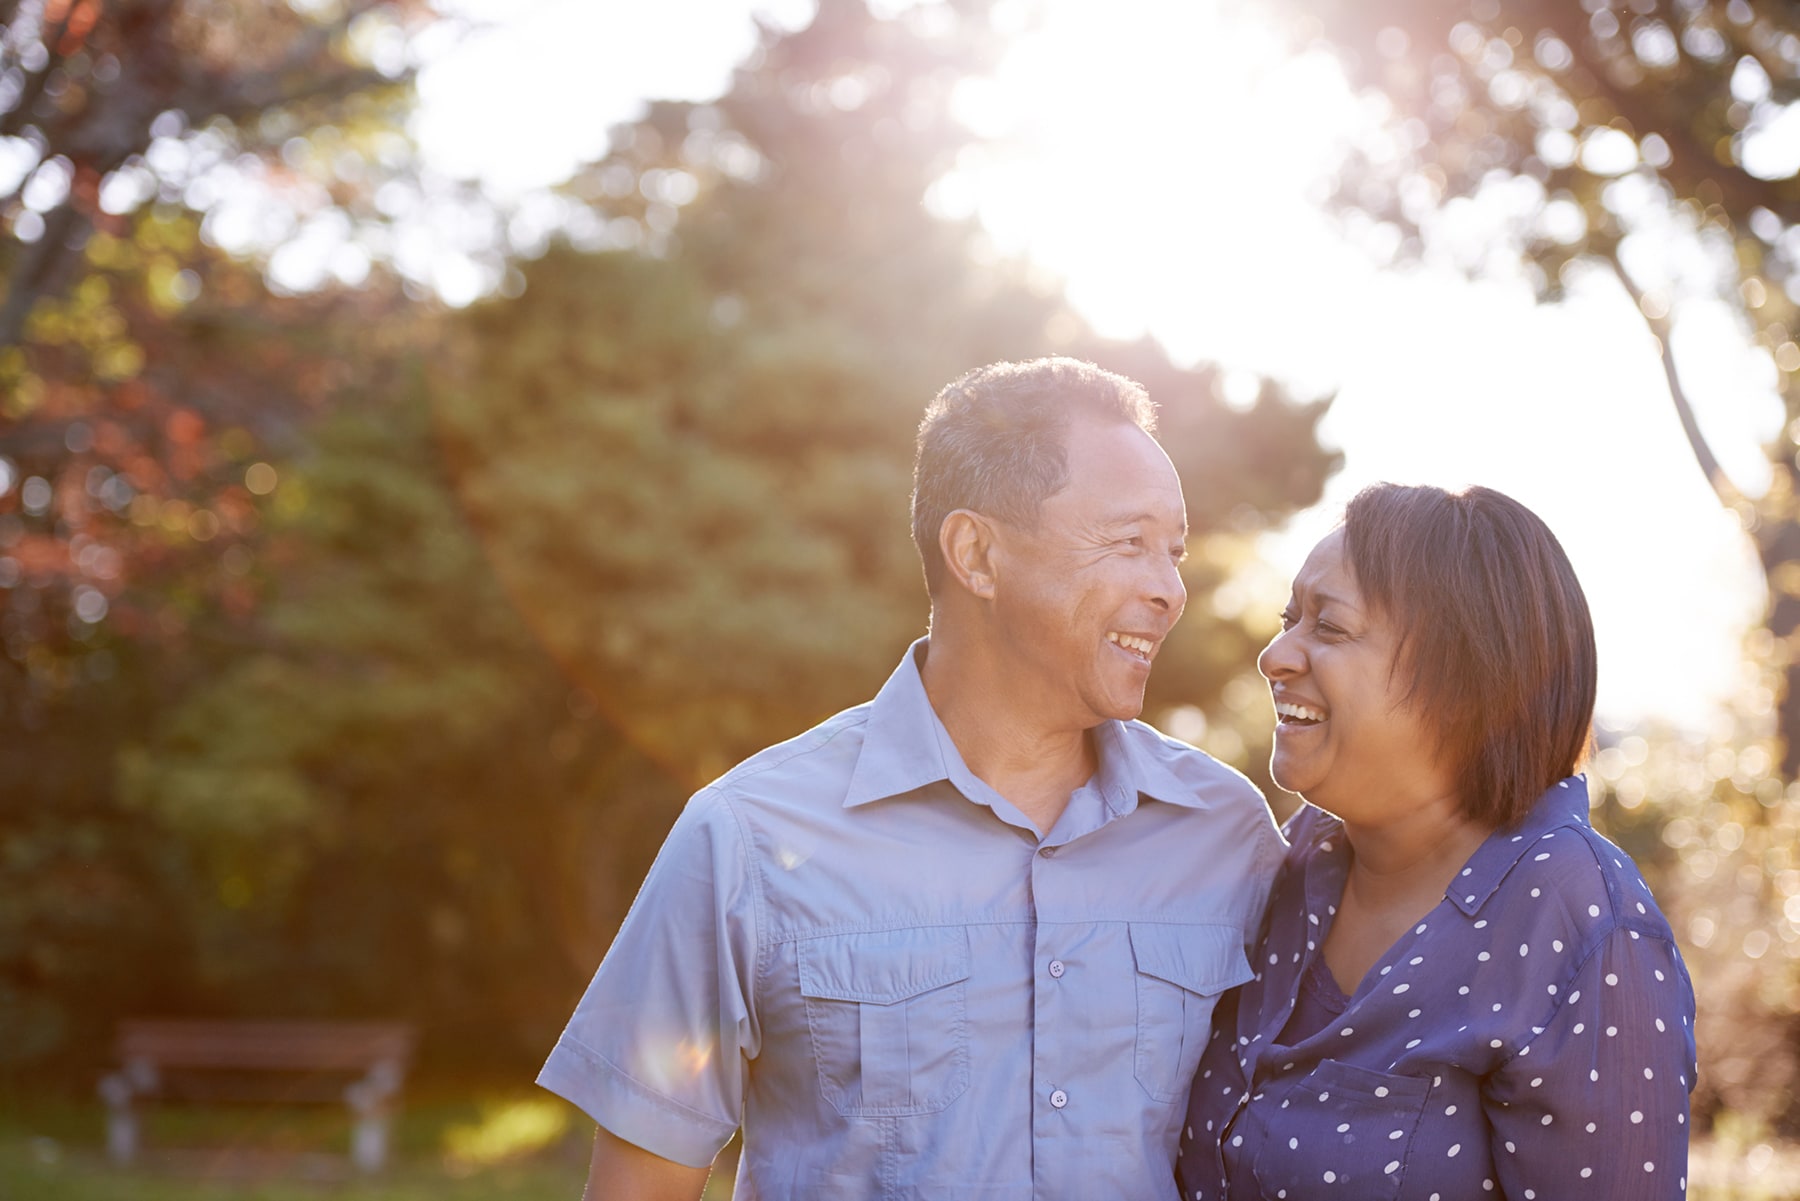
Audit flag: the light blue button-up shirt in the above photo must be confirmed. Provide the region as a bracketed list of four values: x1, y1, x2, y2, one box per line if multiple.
[539, 639, 1284, 1200]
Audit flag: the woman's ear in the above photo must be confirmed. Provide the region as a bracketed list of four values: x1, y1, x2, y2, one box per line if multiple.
[938, 509, 998, 600]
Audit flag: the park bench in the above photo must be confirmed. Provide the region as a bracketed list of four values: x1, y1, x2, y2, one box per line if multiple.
[98, 1019, 416, 1173]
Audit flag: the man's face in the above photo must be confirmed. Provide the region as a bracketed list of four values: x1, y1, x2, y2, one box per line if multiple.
[987, 416, 1188, 730]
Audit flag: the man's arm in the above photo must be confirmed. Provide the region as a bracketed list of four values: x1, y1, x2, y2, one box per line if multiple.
[581, 1124, 712, 1201]
[542, 790, 758, 1191]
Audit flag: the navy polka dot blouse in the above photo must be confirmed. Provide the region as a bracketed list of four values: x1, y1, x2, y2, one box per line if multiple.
[1179, 776, 1697, 1200]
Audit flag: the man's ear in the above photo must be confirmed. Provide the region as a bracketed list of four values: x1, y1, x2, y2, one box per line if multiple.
[938, 509, 999, 600]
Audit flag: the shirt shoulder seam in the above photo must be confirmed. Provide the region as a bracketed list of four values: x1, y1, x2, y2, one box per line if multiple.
[1495, 918, 1683, 1071]
[709, 707, 872, 795]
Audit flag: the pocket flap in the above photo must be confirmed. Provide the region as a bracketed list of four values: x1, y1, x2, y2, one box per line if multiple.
[1129, 923, 1253, 996]
[1301, 1058, 1432, 1103]
[798, 927, 972, 1004]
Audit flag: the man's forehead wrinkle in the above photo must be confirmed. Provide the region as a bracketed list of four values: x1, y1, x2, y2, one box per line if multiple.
[1097, 507, 1186, 531]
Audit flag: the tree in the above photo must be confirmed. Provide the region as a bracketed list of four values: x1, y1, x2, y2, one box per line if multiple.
[1290, 0, 1799, 764]
[434, 0, 1340, 786]
[0, 0, 421, 348]
[1286, 0, 1800, 1134]
[0, 0, 432, 709]
[116, 375, 689, 1075]
[104, 0, 1338, 1080]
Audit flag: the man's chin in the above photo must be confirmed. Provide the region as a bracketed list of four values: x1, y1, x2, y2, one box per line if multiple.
[1100, 690, 1149, 724]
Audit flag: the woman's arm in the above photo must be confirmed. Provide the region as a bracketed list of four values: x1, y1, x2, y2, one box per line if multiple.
[1483, 925, 1696, 1198]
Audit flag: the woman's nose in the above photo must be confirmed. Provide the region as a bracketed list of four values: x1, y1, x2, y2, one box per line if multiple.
[1258, 627, 1300, 681]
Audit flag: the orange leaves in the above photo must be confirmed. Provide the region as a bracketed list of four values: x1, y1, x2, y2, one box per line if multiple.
[164, 407, 205, 446]
[43, 0, 102, 56]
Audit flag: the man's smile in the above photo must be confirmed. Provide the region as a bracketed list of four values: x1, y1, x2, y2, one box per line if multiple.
[1105, 630, 1159, 662]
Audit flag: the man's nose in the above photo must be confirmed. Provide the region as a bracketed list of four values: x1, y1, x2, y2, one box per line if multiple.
[1149, 554, 1186, 615]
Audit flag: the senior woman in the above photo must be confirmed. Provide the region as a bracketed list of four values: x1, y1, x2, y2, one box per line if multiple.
[1179, 483, 1696, 1200]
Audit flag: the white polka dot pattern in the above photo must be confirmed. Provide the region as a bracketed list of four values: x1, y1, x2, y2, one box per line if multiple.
[1178, 777, 1696, 1201]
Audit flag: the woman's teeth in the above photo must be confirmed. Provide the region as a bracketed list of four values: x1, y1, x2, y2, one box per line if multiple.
[1275, 701, 1325, 724]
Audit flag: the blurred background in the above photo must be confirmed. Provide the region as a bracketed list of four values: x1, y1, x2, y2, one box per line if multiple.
[1, 0, 1797, 1196]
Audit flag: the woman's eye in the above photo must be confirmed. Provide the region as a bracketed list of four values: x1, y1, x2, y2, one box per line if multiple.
[1278, 610, 1298, 630]
[1316, 619, 1345, 637]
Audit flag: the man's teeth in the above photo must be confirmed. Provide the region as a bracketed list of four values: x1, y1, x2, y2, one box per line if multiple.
[1106, 632, 1155, 655]
[1275, 701, 1326, 723]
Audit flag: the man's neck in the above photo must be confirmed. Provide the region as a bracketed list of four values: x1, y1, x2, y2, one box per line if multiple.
[918, 632, 1098, 835]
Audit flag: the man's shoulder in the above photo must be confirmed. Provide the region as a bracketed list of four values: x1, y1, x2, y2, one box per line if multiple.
[1118, 718, 1265, 802]
[703, 698, 875, 805]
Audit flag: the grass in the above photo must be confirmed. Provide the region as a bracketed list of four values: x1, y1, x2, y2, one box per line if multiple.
[0, 1090, 593, 1201]
[1, 1090, 1792, 1200]
[0, 1088, 749, 1201]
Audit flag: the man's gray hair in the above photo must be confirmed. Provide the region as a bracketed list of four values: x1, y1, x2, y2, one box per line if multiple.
[910, 357, 1158, 595]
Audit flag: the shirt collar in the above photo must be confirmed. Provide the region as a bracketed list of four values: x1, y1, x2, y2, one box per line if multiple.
[842, 639, 956, 808]
[842, 637, 1202, 813]
[1287, 775, 1595, 918]
[1447, 774, 1594, 916]
[1099, 719, 1214, 811]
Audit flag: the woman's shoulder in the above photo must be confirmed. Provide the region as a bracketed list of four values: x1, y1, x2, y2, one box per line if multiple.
[1278, 802, 1341, 855]
[1485, 799, 1677, 948]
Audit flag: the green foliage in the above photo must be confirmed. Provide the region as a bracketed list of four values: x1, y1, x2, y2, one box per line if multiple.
[1, 0, 429, 715]
[0, 648, 184, 1074]
[13, 0, 1336, 1086]
[438, 0, 1337, 783]
[117, 384, 688, 1071]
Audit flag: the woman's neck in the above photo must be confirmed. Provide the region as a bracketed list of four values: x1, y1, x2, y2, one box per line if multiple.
[1322, 800, 1494, 994]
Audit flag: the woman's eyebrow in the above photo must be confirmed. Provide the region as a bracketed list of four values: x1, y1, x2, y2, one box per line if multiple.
[1296, 583, 1362, 614]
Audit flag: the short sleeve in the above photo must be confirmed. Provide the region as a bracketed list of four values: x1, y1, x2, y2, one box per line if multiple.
[1484, 925, 1696, 1198]
[536, 788, 759, 1168]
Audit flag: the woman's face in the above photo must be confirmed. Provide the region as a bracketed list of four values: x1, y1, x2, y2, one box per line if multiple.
[1258, 529, 1458, 824]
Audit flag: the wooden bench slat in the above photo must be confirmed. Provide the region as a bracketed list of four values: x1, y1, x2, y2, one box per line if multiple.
[117, 1021, 414, 1072]
[117, 1022, 412, 1073]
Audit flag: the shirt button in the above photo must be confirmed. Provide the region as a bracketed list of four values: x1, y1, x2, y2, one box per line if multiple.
[1050, 1089, 1068, 1109]
[1048, 959, 1065, 979]
[1038, 846, 1057, 858]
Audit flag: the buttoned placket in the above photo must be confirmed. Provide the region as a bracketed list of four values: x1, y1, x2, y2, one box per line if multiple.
[1223, 842, 1344, 1165]
[1030, 833, 1068, 1181]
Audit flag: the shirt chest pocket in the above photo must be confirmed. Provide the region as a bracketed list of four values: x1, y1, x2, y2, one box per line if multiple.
[1132, 923, 1254, 1103]
[797, 927, 972, 1117]
[1251, 1059, 1432, 1201]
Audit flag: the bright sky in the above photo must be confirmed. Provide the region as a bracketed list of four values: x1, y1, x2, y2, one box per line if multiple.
[413, 0, 1772, 732]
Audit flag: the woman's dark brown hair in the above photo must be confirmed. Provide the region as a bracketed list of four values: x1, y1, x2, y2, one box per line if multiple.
[1343, 483, 1597, 828]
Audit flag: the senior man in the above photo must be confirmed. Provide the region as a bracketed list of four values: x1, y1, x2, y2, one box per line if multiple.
[539, 357, 1284, 1200]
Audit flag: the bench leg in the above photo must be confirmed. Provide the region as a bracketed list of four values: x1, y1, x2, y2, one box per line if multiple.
[105, 1106, 137, 1164]
[351, 1112, 390, 1173]
[98, 1073, 138, 1165]
[344, 1059, 403, 1172]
